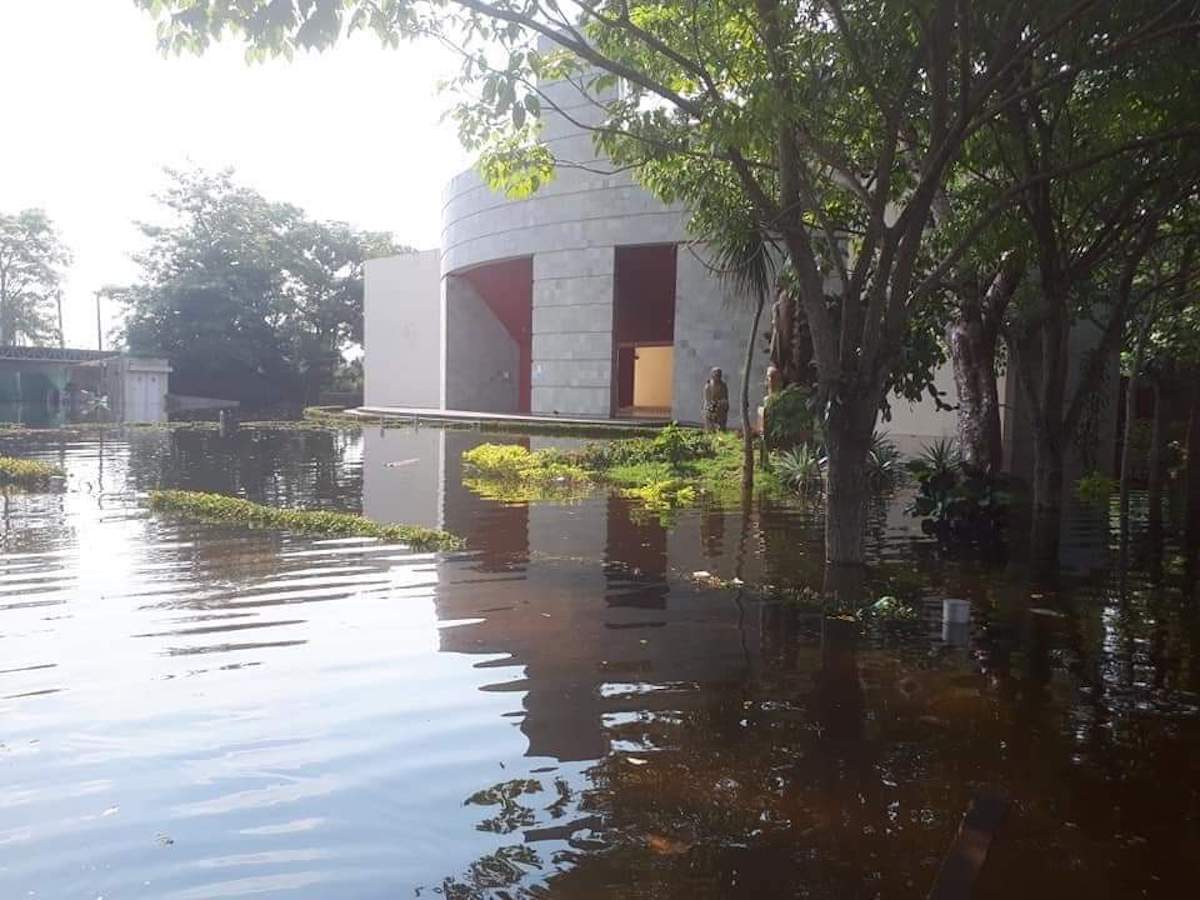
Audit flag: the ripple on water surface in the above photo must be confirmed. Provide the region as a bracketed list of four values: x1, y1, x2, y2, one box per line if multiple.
[1, 429, 1199, 898]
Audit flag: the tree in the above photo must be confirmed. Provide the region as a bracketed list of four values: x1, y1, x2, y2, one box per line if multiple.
[281, 218, 398, 402]
[0, 209, 71, 346]
[1134, 229, 1200, 542]
[113, 168, 402, 406]
[945, 255, 1023, 472]
[137, 0, 1200, 566]
[707, 216, 777, 494]
[987, 5, 1200, 557]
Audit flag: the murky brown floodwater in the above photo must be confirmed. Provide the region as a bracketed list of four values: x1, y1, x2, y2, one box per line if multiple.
[1, 426, 1198, 899]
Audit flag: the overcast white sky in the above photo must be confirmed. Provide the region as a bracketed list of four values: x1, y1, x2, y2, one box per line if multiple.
[0, 0, 469, 347]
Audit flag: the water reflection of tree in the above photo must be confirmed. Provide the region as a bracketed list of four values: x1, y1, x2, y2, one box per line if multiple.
[604, 494, 668, 610]
[148, 429, 362, 509]
[438, 572, 1200, 897]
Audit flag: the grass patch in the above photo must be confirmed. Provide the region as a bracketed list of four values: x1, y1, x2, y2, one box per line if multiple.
[461, 425, 786, 513]
[1075, 470, 1117, 505]
[147, 490, 463, 551]
[0, 456, 66, 490]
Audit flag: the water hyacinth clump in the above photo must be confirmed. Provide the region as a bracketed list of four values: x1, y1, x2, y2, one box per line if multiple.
[147, 490, 463, 550]
[461, 444, 592, 486]
[0, 456, 66, 491]
[461, 425, 782, 511]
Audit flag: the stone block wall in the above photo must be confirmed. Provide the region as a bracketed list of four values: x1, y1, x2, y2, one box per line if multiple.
[671, 248, 768, 427]
[444, 274, 520, 413]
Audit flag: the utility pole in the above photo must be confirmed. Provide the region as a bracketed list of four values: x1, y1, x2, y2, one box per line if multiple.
[56, 290, 65, 348]
[95, 290, 102, 352]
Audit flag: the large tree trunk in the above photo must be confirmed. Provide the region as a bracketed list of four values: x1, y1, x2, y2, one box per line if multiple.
[1147, 377, 1165, 539]
[823, 404, 877, 565]
[742, 288, 767, 493]
[947, 314, 1002, 472]
[948, 260, 1021, 473]
[1018, 286, 1072, 561]
[1186, 378, 1200, 550]
[1029, 422, 1066, 565]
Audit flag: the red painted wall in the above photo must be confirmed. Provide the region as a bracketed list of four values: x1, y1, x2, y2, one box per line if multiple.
[614, 244, 677, 345]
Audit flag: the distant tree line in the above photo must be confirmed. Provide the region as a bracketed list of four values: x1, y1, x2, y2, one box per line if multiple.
[110, 168, 406, 407]
[0, 209, 70, 347]
[2, 168, 403, 408]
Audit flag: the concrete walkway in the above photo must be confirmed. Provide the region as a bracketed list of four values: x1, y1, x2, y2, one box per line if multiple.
[352, 405, 679, 432]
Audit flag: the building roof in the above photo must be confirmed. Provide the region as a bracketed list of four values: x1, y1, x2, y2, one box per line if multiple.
[0, 346, 122, 364]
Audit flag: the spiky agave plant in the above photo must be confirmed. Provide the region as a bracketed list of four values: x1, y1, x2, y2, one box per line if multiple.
[866, 431, 904, 490]
[776, 443, 826, 494]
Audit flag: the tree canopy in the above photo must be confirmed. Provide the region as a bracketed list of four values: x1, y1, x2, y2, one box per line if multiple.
[113, 168, 403, 406]
[136, 0, 1200, 563]
[0, 209, 71, 346]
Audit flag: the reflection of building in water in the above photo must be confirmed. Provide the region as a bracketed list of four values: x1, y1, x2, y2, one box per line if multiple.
[359, 427, 1114, 770]
[361, 428, 768, 761]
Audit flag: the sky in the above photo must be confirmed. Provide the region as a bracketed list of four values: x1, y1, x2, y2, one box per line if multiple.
[0, 0, 470, 348]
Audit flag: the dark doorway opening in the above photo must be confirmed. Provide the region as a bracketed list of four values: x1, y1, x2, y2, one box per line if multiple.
[613, 244, 677, 418]
[456, 257, 533, 413]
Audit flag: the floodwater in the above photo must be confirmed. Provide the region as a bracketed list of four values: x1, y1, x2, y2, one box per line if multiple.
[1, 426, 1198, 899]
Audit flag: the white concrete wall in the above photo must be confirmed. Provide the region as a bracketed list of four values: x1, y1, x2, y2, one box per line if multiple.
[364, 250, 441, 409]
[881, 360, 1010, 457]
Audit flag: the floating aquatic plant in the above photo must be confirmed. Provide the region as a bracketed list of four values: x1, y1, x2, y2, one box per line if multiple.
[0, 456, 66, 491]
[147, 490, 462, 550]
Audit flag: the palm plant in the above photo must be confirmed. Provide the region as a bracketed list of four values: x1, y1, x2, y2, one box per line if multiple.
[912, 437, 961, 479]
[866, 431, 904, 490]
[708, 206, 779, 493]
[776, 443, 826, 494]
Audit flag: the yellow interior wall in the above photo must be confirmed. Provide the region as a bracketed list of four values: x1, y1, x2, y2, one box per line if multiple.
[632, 345, 674, 408]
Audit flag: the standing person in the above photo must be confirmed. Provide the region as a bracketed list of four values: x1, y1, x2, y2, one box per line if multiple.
[704, 368, 729, 431]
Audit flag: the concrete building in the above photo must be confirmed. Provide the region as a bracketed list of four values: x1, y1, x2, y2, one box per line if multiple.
[365, 66, 769, 427]
[0, 346, 171, 425]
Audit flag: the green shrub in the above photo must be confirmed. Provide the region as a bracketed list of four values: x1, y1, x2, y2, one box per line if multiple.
[147, 490, 462, 550]
[774, 431, 902, 496]
[1075, 471, 1117, 504]
[621, 478, 698, 510]
[0, 457, 66, 491]
[857, 594, 920, 622]
[461, 443, 591, 486]
[577, 423, 714, 470]
[763, 385, 817, 448]
[867, 432, 904, 490]
[906, 439, 1011, 544]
